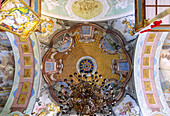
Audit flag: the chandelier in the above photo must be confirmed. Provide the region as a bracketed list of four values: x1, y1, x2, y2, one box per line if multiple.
[56, 71, 117, 115]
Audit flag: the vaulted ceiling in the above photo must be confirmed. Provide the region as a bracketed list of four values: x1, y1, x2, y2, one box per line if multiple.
[0, 0, 169, 116]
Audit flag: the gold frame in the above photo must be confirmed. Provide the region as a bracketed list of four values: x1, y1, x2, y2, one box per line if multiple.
[135, 0, 145, 32]
[30, 0, 41, 16]
[0, 0, 41, 38]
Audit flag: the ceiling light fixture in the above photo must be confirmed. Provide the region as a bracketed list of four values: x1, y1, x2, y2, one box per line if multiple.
[56, 71, 116, 115]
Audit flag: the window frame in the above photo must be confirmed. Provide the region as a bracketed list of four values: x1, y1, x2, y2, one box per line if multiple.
[144, 0, 170, 26]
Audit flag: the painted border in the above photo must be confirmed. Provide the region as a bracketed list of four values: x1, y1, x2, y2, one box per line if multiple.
[134, 32, 170, 116]
[0, 32, 41, 115]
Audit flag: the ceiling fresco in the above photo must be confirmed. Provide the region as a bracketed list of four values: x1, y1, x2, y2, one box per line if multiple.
[0, 0, 41, 38]
[159, 33, 170, 107]
[0, 32, 14, 113]
[42, 24, 132, 107]
[0, 0, 169, 116]
[41, 0, 134, 21]
[112, 94, 141, 116]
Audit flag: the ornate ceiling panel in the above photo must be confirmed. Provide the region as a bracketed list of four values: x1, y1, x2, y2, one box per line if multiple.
[42, 23, 132, 110]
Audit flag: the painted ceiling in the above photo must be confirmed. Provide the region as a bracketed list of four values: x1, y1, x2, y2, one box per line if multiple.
[0, 0, 169, 116]
[41, 0, 134, 21]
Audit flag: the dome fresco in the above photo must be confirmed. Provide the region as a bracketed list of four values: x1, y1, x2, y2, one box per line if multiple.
[42, 24, 132, 112]
[0, 0, 169, 116]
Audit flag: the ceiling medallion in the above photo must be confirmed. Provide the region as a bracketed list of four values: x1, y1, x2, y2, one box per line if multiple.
[42, 23, 132, 115]
[76, 56, 97, 76]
